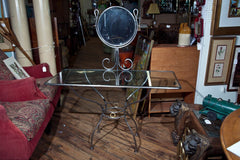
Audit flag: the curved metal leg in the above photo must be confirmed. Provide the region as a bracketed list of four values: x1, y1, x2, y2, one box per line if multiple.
[123, 113, 138, 152]
[70, 85, 150, 152]
[126, 112, 139, 137]
[91, 114, 104, 150]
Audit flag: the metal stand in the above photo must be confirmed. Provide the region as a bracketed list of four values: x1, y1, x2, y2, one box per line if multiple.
[70, 86, 150, 152]
[102, 48, 133, 71]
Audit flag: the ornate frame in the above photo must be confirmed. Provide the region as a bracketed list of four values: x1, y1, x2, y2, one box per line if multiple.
[211, 0, 240, 35]
[227, 46, 240, 91]
[205, 37, 236, 85]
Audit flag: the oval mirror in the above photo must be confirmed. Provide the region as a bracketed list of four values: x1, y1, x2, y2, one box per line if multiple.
[95, 6, 138, 48]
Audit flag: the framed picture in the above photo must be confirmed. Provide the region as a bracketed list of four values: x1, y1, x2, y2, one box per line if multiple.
[127, 35, 154, 119]
[228, 46, 240, 91]
[3, 56, 30, 79]
[205, 37, 236, 85]
[213, 62, 224, 77]
[228, 0, 240, 17]
[211, 0, 240, 35]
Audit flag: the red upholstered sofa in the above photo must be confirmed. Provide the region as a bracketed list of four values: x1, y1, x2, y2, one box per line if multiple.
[0, 51, 61, 160]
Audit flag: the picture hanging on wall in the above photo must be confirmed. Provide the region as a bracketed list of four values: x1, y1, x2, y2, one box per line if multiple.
[211, 0, 240, 35]
[205, 37, 236, 85]
[228, 0, 240, 17]
[228, 46, 240, 91]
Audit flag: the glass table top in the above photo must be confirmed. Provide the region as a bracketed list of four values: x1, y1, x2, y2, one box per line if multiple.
[45, 69, 181, 89]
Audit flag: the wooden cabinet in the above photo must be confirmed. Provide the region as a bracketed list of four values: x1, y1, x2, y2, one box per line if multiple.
[148, 44, 199, 117]
[49, 0, 70, 40]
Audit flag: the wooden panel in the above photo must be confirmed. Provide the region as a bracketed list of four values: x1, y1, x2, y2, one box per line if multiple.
[150, 45, 199, 90]
[49, 0, 70, 39]
[28, 18, 39, 64]
[150, 45, 199, 97]
[148, 45, 199, 116]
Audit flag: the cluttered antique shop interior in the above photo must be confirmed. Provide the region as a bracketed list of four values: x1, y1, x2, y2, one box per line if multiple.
[0, 0, 240, 159]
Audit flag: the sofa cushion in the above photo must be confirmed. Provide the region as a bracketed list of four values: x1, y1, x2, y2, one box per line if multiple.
[23, 63, 52, 78]
[0, 51, 15, 80]
[0, 99, 50, 141]
[36, 77, 58, 102]
[0, 77, 47, 102]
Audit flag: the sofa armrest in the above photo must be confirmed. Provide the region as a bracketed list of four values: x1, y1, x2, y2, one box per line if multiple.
[0, 77, 47, 102]
[0, 105, 30, 159]
[0, 105, 9, 122]
[23, 63, 52, 78]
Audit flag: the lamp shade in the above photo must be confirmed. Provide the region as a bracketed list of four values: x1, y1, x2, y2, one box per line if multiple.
[147, 3, 160, 14]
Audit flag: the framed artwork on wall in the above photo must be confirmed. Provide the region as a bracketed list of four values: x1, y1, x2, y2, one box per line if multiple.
[205, 37, 236, 85]
[228, 0, 240, 17]
[211, 0, 240, 35]
[228, 46, 240, 91]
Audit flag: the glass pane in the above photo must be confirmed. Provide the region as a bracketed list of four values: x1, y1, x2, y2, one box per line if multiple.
[46, 69, 181, 89]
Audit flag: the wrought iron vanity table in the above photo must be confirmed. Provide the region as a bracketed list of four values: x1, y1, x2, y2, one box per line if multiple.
[46, 69, 181, 152]
[46, 5, 181, 152]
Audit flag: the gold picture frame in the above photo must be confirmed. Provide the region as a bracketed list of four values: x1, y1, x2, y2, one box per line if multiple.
[211, 0, 240, 35]
[205, 37, 236, 85]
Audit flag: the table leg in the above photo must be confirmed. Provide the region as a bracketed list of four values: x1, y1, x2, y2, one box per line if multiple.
[124, 112, 139, 152]
[90, 113, 104, 150]
[70, 87, 150, 152]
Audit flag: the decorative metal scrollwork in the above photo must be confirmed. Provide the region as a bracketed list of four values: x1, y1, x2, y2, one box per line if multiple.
[95, 6, 138, 72]
[102, 70, 133, 86]
[102, 48, 133, 71]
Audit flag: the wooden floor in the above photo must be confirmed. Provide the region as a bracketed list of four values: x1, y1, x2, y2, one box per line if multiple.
[30, 38, 177, 160]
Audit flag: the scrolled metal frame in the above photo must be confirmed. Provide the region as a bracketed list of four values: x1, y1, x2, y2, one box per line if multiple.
[94, 7, 138, 49]
[68, 71, 149, 152]
[102, 69, 133, 86]
[95, 6, 138, 71]
[102, 48, 134, 71]
[81, 6, 142, 152]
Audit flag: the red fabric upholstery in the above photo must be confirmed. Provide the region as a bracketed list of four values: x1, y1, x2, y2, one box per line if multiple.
[23, 63, 52, 78]
[36, 77, 59, 101]
[0, 51, 61, 159]
[0, 105, 30, 160]
[0, 99, 50, 140]
[0, 88, 61, 160]
[0, 101, 57, 160]
[0, 105, 9, 121]
[0, 77, 47, 102]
